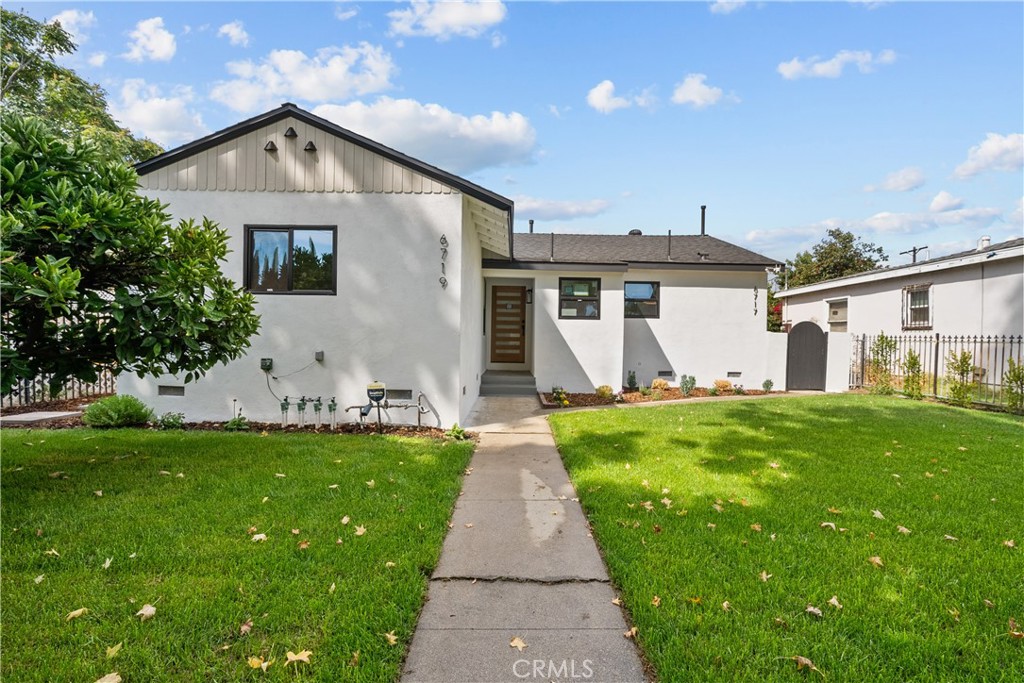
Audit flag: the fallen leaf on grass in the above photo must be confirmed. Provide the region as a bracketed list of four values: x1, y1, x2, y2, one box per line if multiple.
[95, 490, 103, 497]
[957, 446, 967, 451]
[1004, 540, 1016, 549]
[348, 650, 360, 667]
[623, 626, 638, 639]
[1010, 618, 1024, 639]
[712, 503, 724, 513]
[651, 595, 661, 607]
[297, 540, 310, 550]
[827, 507, 842, 515]
[240, 619, 253, 635]
[510, 636, 528, 652]
[897, 526, 912, 535]
[365, 480, 375, 488]
[759, 571, 773, 582]
[291, 529, 300, 535]
[385, 561, 396, 568]
[773, 617, 788, 628]
[641, 501, 654, 511]
[722, 601, 732, 612]
[661, 498, 673, 508]
[612, 597, 623, 606]
[687, 597, 702, 605]
[248, 656, 273, 671]
[329, 583, 336, 594]
[136, 604, 156, 621]
[106, 642, 123, 658]
[820, 522, 836, 531]
[328, 484, 339, 490]
[103, 558, 112, 570]
[791, 655, 824, 677]
[66, 607, 89, 621]
[828, 596, 843, 610]
[384, 632, 399, 646]
[95, 674, 121, 683]
[275, 473, 286, 478]
[868, 556, 884, 568]
[286, 650, 312, 665]
[924, 472, 935, 478]
[159, 471, 170, 476]
[251, 533, 267, 542]
[751, 523, 762, 532]
[34, 575, 45, 584]
[340, 515, 352, 526]
[44, 548, 60, 557]
[948, 608, 960, 622]
[769, 462, 780, 469]
[944, 535, 959, 542]
[707, 523, 716, 530]
[354, 525, 366, 536]
[983, 599, 995, 609]
[247, 525, 258, 534]
[261, 497, 269, 504]
[872, 509, 885, 520]
[805, 605, 823, 618]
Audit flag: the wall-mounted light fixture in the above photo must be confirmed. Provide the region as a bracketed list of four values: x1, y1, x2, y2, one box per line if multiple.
[526, 288, 533, 304]
[264, 140, 278, 152]
[284, 127, 298, 138]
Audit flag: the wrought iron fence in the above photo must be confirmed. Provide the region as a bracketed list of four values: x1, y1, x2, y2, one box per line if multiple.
[850, 333, 1023, 406]
[1, 370, 117, 409]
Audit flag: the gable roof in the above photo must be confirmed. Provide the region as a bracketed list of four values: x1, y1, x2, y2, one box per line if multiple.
[134, 103, 514, 256]
[777, 237, 1024, 298]
[489, 232, 780, 270]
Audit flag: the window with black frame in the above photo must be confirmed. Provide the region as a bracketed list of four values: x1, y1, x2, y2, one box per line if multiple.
[624, 281, 659, 318]
[902, 284, 931, 329]
[246, 226, 336, 293]
[559, 278, 601, 319]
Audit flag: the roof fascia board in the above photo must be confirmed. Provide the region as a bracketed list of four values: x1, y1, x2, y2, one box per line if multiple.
[777, 246, 1023, 298]
[483, 260, 628, 272]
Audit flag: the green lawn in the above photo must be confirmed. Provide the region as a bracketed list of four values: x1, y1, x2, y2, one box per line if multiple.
[549, 395, 1023, 682]
[1, 429, 473, 682]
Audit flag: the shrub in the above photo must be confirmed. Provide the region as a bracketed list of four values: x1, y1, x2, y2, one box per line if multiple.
[651, 389, 663, 401]
[157, 411, 186, 430]
[868, 332, 898, 395]
[595, 385, 615, 400]
[902, 350, 923, 400]
[762, 379, 774, 393]
[551, 386, 570, 407]
[713, 379, 732, 393]
[639, 383, 652, 397]
[445, 423, 468, 441]
[1004, 358, 1024, 414]
[82, 395, 154, 428]
[679, 375, 696, 397]
[733, 384, 746, 395]
[945, 350, 974, 408]
[627, 370, 638, 391]
[708, 386, 720, 397]
[650, 377, 670, 391]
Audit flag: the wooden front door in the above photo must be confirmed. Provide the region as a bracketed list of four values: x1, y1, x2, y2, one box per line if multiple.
[490, 286, 526, 363]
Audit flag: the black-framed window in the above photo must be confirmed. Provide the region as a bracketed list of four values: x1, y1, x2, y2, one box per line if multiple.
[624, 281, 660, 319]
[559, 278, 601, 319]
[246, 226, 336, 294]
[902, 284, 931, 330]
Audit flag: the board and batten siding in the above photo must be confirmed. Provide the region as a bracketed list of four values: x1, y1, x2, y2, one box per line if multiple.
[138, 117, 456, 195]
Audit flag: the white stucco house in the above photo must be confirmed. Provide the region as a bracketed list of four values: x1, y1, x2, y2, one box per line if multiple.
[122, 103, 785, 426]
[777, 237, 1024, 337]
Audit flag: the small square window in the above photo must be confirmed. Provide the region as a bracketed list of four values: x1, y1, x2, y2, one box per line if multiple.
[246, 226, 336, 294]
[559, 278, 600, 319]
[902, 284, 932, 330]
[625, 281, 660, 319]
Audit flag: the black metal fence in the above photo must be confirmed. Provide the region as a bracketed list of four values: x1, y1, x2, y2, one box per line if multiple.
[1, 370, 117, 409]
[850, 334, 1023, 406]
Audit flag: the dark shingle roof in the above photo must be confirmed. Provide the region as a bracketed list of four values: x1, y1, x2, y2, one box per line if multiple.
[510, 233, 781, 267]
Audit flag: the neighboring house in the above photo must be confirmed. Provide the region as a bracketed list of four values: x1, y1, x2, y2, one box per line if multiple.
[122, 103, 785, 426]
[777, 237, 1024, 338]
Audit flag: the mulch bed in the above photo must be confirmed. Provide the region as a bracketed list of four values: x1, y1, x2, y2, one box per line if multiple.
[540, 387, 775, 408]
[0, 395, 107, 415]
[539, 392, 617, 408]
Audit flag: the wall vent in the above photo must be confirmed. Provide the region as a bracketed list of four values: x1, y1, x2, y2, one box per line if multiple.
[158, 385, 185, 396]
[657, 370, 674, 378]
[386, 389, 413, 401]
[726, 371, 742, 379]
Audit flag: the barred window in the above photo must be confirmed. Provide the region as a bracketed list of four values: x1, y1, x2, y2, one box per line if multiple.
[902, 284, 931, 330]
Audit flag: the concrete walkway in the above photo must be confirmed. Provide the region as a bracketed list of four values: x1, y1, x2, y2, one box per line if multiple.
[401, 397, 647, 683]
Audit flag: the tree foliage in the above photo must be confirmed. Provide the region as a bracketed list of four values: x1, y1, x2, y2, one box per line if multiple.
[1, 8, 162, 164]
[786, 228, 888, 289]
[1, 113, 260, 395]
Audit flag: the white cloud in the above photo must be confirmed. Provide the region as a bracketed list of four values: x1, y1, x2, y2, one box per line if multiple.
[929, 190, 964, 213]
[513, 195, 611, 221]
[864, 166, 925, 192]
[87, 52, 108, 68]
[334, 3, 359, 21]
[778, 49, 896, 80]
[217, 21, 249, 48]
[109, 79, 208, 147]
[548, 104, 570, 119]
[388, 0, 507, 41]
[710, 1, 746, 15]
[490, 32, 506, 48]
[50, 9, 97, 45]
[953, 132, 1024, 179]
[586, 80, 633, 114]
[210, 43, 396, 113]
[671, 73, 733, 109]
[123, 17, 176, 62]
[312, 97, 536, 174]
[859, 207, 1000, 233]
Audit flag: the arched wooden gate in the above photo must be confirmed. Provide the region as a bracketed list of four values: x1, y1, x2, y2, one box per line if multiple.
[787, 321, 828, 390]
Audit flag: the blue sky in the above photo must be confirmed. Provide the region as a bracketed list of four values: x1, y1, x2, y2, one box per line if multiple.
[25, 1, 1024, 264]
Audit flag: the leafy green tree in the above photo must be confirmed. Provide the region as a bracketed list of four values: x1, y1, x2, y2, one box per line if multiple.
[1, 114, 260, 395]
[786, 228, 888, 289]
[1, 8, 162, 164]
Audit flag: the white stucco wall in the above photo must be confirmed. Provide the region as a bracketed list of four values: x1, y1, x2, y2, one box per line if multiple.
[119, 191, 468, 427]
[825, 331, 852, 392]
[622, 269, 776, 389]
[783, 255, 1023, 337]
[458, 202, 484, 424]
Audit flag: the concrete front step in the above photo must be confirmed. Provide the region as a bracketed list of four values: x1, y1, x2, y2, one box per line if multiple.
[480, 371, 537, 397]
[479, 385, 538, 397]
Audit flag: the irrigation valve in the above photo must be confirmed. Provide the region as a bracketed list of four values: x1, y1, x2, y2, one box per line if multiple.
[280, 396, 290, 428]
[327, 397, 338, 430]
[313, 397, 323, 429]
[297, 396, 308, 428]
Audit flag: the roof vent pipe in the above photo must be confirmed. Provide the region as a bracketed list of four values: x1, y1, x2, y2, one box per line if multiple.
[529, 219, 534, 234]
[668, 230, 672, 258]
[977, 235, 991, 251]
[550, 232, 555, 261]
[700, 205, 707, 236]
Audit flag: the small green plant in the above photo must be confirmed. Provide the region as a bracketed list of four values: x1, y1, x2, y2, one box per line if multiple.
[946, 350, 974, 408]
[81, 395, 154, 428]
[902, 350, 923, 400]
[638, 383, 652, 397]
[868, 332, 898, 395]
[651, 389, 664, 401]
[733, 384, 746, 395]
[627, 370, 638, 391]
[595, 385, 614, 400]
[1004, 357, 1024, 414]
[157, 411, 186, 430]
[679, 375, 696, 397]
[551, 386, 570, 407]
[445, 423, 468, 440]
[708, 386, 720, 397]
[224, 405, 250, 431]
[762, 379, 774, 393]
[651, 378, 670, 391]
